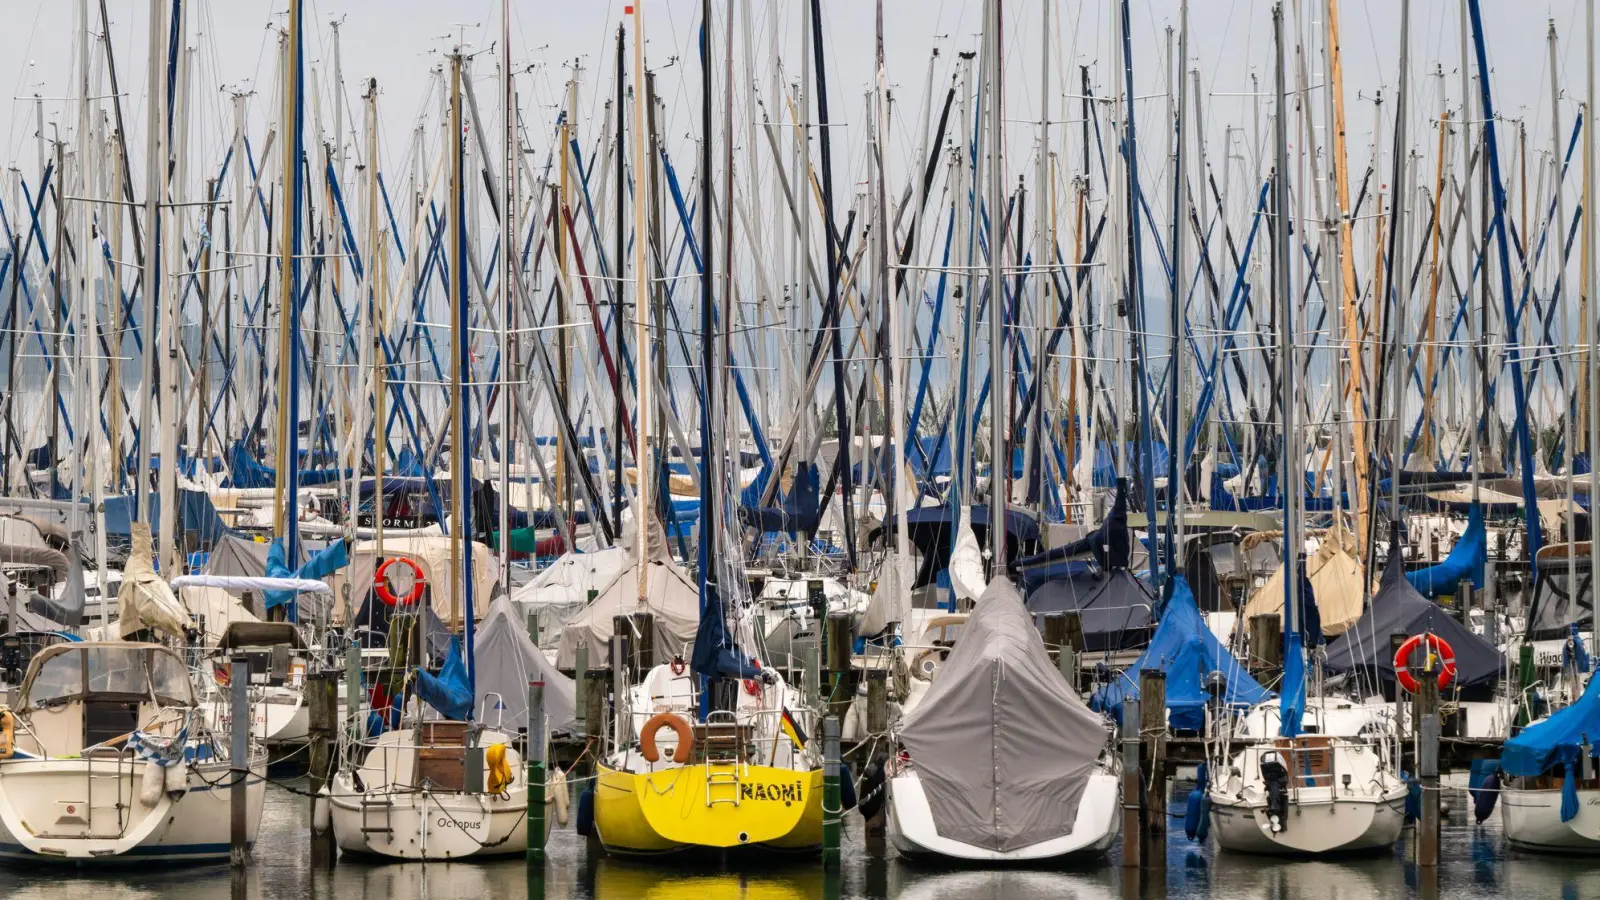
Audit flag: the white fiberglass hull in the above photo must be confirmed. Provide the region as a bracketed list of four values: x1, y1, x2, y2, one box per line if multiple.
[1501, 787, 1600, 852]
[887, 769, 1120, 862]
[1208, 789, 1407, 855]
[329, 773, 539, 860]
[0, 755, 267, 864]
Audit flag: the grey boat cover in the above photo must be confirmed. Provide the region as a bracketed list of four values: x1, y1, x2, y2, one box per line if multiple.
[555, 553, 700, 669]
[898, 576, 1107, 852]
[473, 594, 576, 734]
[202, 534, 271, 582]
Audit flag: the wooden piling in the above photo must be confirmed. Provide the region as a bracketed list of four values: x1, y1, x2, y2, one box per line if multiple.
[574, 645, 589, 736]
[305, 670, 338, 866]
[1248, 614, 1281, 673]
[1044, 612, 1068, 667]
[824, 612, 857, 721]
[1139, 671, 1167, 868]
[527, 681, 547, 864]
[230, 653, 250, 868]
[866, 669, 889, 736]
[1120, 698, 1141, 869]
[1418, 674, 1441, 867]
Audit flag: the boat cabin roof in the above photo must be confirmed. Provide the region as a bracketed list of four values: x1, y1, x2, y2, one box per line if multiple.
[19, 641, 196, 710]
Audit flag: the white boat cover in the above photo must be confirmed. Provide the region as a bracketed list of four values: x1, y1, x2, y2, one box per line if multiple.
[473, 594, 577, 734]
[860, 549, 913, 637]
[511, 548, 629, 648]
[178, 584, 262, 643]
[947, 507, 988, 605]
[898, 577, 1107, 852]
[116, 522, 192, 639]
[555, 550, 699, 669]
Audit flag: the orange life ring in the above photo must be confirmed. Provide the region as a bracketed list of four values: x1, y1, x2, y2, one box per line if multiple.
[1393, 633, 1457, 693]
[639, 712, 693, 764]
[374, 557, 426, 607]
[0, 709, 13, 759]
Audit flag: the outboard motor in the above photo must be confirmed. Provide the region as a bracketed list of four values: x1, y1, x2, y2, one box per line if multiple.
[1260, 751, 1290, 834]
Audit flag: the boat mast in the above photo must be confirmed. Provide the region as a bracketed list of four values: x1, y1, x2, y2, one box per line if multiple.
[984, 0, 1006, 576]
[1325, 0, 1371, 559]
[634, 1, 652, 598]
[276, 0, 306, 574]
[876, 0, 911, 626]
[1274, 0, 1302, 734]
[1385, 0, 1412, 536]
[1168, 0, 1190, 581]
[136, 0, 164, 532]
[498, 0, 514, 588]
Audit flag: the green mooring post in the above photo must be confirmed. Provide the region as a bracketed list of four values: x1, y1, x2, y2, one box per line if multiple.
[822, 716, 841, 871]
[527, 680, 547, 864]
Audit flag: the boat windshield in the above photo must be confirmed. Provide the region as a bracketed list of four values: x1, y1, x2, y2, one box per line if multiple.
[23, 645, 196, 708]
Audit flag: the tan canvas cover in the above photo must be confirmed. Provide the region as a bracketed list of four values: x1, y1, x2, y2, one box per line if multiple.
[326, 535, 499, 625]
[555, 554, 699, 669]
[117, 523, 192, 639]
[1241, 526, 1365, 636]
[898, 577, 1108, 852]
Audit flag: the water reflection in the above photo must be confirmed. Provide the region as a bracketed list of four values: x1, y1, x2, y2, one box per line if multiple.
[4, 784, 1600, 900]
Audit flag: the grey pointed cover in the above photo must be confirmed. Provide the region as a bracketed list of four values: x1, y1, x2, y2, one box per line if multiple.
[202, 534, 271, 579]
[898, 576, 1108, 851]
[473, 594, 577, 734]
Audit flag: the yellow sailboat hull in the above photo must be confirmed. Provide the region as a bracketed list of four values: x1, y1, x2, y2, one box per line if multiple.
[594, 762, 823, 855]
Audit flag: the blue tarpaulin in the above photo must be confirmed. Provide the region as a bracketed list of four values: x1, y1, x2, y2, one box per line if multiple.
[1406, 504, 1487, 598]
[264, 537, 350, 620]
[415, 636, 474, 721]
[1090, 574, 1272, 730]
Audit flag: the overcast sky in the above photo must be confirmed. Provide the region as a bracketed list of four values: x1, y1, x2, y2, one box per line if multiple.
[0, 0, 1595, 191]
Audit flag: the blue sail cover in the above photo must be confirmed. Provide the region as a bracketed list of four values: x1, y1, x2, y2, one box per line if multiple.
[1406, 504, 1487, 598]
[1090, 574, 1271, 730]
[690, 579, 763, 680]
[415, 636, 473, 721]
[264, 537, 350, 619]
[738, 462, 821, 535]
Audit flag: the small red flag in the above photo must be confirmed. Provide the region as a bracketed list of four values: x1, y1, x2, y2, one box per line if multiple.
[625, 5, 634, 13]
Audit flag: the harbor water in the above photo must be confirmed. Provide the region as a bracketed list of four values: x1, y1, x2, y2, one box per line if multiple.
[0, 780, 1591, 900]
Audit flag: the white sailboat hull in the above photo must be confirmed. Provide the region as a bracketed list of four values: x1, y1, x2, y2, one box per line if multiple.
[1501, 787, 1600, 852]
[1207, 789, 1407, 854]
[0, 755, 267, 864]
[329, 774, 539, 860]
[887, 769, 1120, 862]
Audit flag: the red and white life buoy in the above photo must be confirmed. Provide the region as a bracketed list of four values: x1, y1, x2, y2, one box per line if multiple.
[1393, 633, 1457, 693]
[374, 556, 426, 607]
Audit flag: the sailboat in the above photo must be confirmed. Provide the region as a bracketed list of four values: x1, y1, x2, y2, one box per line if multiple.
[0, 640, 268, 864]
[1495, 670, 1600, 851]
[1207, 4, 1408, 854]
[588, 1, 825, 857]
[887, 577, 1121, 861]
[326, 41, 549, 862]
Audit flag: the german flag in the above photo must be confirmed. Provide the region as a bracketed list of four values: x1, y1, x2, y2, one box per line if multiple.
[781, 707, 809, 749]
